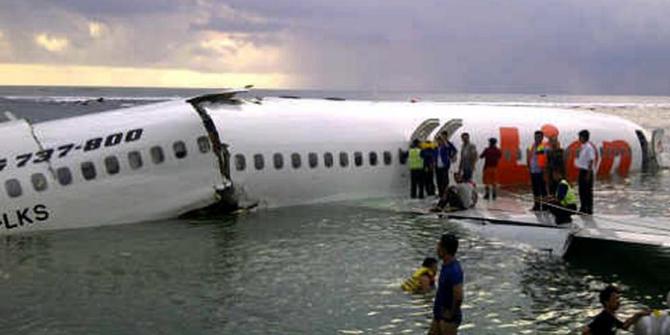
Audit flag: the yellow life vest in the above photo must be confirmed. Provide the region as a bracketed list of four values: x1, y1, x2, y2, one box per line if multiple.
[401, 266, 435, 293]
[408, 148, 424, 170]
[559, 179, 577, 206]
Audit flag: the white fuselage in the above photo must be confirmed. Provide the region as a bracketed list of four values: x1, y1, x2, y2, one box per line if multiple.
[0, 97, 649, 234]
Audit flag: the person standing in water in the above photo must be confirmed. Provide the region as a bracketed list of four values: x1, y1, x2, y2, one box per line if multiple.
[429, 234, 464, 335]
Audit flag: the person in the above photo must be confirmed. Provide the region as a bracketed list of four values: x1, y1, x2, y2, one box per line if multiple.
[545, 135, 565, 196]
[429, 234, 464, 335]
[401, 257, 438, 294]
[458, 133, 477, 183]
[409, 139, 425, 199]
[436, 132, 458, 198]
[479, 138, 502, 200]
[575, 129, 597, 214]
[527, 130, 548, 211]
[547, 171, 577, 224]
[421, 140, 437, 197]
[431, 173, 478, 212]
[582, 285, 650, 334]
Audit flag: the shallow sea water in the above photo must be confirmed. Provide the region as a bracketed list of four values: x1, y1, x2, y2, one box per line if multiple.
[1, 87, 670, 334]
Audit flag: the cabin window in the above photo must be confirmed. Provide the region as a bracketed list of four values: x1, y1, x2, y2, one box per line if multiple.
[354, 152, 363, 167]
[339, 152, 349, 167]
[31, 173, 48, 192]
[369, 152, 378, 166]
[383, 151, 392, 165]
[150, 146, 165, 164]
[197, 136, 211, 153]
[254, 154, 264, 170]
[398, 149, 408, 165]
[5, 179, 22, 198]
[273, 153, 284, 170]
[291, 153, 301, 169]
[56, 167, 72, 186]
[235, 154, 246, 171]
[81, 161, 97, 180]
[173, 141, 187, 159]
[308, 152, 318, 168]
[324, 152, 334, 168]
[128, 151, 143, 170]
[105, 156, 120, 175]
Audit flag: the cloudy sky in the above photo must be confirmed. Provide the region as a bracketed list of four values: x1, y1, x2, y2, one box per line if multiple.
[0, 0, 669, 93]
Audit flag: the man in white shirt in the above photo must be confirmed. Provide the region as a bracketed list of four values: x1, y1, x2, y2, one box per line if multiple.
[575, 130, 596, 214]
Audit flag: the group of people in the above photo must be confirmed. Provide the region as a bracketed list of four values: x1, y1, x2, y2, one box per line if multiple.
[411, 128, 599, 224]
[402, 234, 651, 334]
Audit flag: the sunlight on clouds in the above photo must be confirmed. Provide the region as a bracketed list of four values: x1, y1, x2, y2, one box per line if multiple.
[88, 22, 105, 38]
[0, 63, 292, 88]
[34, 34, 69, 52]
[198, 32, 283, 71]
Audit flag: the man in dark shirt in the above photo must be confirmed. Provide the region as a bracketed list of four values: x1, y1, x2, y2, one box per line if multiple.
[582, 285, 650, 334]
[429, 234, 464, 335]
[479, 138, 502, 200]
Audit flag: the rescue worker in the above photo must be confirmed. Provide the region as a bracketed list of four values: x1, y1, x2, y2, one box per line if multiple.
[401, 257, 438, 294]
[547, 171, 578, 224]
[409, 139, 426, 199]
[436, 132, 458, 198]
[527, 130, 548, 211]
[479, 138, 501, 200]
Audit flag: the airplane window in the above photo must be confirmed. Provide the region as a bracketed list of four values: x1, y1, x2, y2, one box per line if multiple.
[173, 141, 187, 159]
[324, 152, 334, 168]
[31, 173, 48, 192]
[398, 149, 408, 165]
[197, 136, 211, 153]
[291, 153, 301, 169]
[273, 153, 284, 170]
[81, 161, 96, 180]
[235, 154, 246, 171]
[5, 179, 22, 198]
[369, 152, 378, 166]
[105, 156, 120, 175]
[56, 167, 72, 186]
[308, 152, 318, 168]
[128, 151, 143, 170]
[254, 154, 264, 170]
[354, 152, 363, 167]
[339, 152, 349, 167]
[383, 151, 392, 165]
[151, 146, 165, 164]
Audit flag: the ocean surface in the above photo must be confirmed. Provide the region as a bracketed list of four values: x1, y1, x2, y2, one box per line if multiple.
[1, 86, 670, 334]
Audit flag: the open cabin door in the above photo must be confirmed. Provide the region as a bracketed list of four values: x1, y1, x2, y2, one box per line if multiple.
[410, 118, 440, 142]
[433, 119, 463, 141]
[651, 129, 665, 168]
[636, 128, 665, 173]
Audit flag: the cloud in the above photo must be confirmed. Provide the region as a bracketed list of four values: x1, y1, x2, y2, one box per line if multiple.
[34, 33, 70, 52]
[1, 0, 670, 92]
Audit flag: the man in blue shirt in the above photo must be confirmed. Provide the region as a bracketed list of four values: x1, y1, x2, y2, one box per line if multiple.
[436, 132, 458, 198]
[429, 234, 464, 335]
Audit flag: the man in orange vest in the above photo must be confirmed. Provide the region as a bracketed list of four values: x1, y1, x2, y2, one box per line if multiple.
[527, 130, 548, 211]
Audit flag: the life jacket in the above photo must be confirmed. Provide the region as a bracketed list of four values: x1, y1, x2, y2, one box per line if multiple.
[529, 143, 548, 169]
[558, 179, 577, 207]
[408, 148, 424, 170]
[401, 266, 436, 293]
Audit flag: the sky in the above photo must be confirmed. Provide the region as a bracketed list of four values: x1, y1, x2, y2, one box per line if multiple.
[0, 0, 669, 94]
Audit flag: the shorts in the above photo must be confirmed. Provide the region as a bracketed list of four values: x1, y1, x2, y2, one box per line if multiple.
[483, 167, 497, 185]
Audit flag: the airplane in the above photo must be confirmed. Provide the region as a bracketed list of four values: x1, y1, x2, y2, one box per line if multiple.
[0, 88, 664, 235]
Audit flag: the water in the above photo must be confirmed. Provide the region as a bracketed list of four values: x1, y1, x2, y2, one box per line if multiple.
[1, 86, 670, 334]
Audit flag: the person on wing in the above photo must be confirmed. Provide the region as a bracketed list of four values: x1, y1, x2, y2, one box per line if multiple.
[479, 138, 501, 200]
[409, 139, 426, 199]
[545, 135, 565, 196]
[458, 133, 477, 183]
[527, 130, 548, 211]
[421, 140, 437, 197]
[547, 171, 578, 224]
[429, 234, 464, 335]
[431, 173, 478, 212]
[576, 129, 597, 214]
[436, 132, 458, 198]
[401, 257, 439, 294]
[582, 285, 650, 335]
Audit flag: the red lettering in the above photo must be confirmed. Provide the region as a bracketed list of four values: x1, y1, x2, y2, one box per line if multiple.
[498, 127, 529, 185]
[597, 140, 632, 178]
